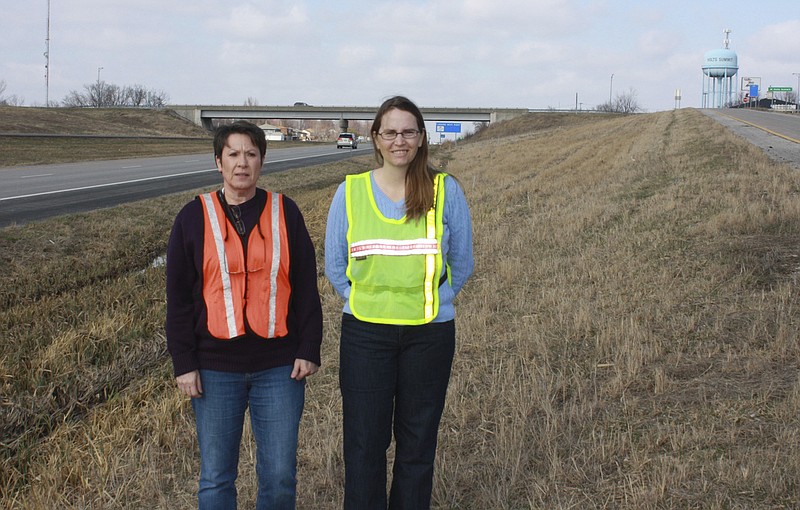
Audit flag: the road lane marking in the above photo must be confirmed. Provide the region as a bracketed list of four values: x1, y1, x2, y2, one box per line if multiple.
[718, 112, 800, 144]
[20, 173, 54, 178]
[0, 148, 367, 201]
[0, 168, 217, 201]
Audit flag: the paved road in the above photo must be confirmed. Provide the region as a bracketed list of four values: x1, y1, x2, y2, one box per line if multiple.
[0, 145, 371, 227]
[699, 108, 800, 170]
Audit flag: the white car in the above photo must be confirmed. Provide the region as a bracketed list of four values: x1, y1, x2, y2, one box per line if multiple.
[336, 133, 358, 149]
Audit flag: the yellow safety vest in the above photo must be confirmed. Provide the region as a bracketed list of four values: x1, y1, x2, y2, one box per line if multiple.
[345, 171, 446, 325]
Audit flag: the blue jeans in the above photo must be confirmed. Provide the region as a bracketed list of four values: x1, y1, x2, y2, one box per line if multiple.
[339, 314, 456, 510]
[192, 366, 305, 510]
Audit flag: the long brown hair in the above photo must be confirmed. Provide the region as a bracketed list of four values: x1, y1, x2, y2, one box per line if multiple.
[371, 96, 440, 221]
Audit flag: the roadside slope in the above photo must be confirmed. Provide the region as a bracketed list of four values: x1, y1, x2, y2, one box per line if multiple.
[0, 106, 208, 137]
[0, 107, 212, 167]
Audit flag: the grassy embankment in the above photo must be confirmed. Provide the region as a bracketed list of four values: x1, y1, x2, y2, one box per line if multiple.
[1, 108, 799, 508]
[0, 106, 319, 166]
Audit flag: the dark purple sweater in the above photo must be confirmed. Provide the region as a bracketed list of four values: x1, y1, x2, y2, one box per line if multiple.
[166, 188, 323, 377]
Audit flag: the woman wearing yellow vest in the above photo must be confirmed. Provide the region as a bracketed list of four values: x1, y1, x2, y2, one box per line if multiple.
[325, 96, 474, 509]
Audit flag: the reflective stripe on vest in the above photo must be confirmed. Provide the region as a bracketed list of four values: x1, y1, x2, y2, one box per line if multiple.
[423, 175, 440, 319]
[200, 191, 291, 339]
[201, 193, 239, 337]
[345, 172, 446, 325]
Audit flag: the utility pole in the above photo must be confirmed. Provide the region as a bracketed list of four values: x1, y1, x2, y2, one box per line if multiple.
[44, 0, 51, 107]
[794, 73, 800, 112]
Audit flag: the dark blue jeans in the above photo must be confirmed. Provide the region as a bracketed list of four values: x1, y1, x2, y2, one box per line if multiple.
[339, 314, 456, 510]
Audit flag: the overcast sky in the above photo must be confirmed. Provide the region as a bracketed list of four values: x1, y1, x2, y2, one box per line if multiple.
[2, 0, 799, 112]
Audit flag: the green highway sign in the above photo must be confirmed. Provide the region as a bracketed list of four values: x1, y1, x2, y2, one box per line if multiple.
[768, 87, 792, 92]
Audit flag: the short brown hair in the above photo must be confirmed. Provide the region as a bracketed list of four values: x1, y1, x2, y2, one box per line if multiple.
[213, 121, 267, 162]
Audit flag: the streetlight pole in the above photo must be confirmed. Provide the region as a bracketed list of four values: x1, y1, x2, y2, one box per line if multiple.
[609, 74, 614, 105]
[794, 72, 800, 112]
[96, 66, 104, 108]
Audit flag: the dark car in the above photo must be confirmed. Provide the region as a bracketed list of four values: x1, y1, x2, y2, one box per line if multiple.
[336, 132, 358, 149]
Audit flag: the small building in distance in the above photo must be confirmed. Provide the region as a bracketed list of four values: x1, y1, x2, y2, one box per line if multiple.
[258, 123, 284, 141]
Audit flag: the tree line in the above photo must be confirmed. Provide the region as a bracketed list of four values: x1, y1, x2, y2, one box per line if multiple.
[0, 79, 168, 108]
[61, 81, 169, 108]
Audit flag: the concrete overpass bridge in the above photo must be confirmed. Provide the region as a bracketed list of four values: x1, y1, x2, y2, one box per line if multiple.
[170, 104, 529, 131]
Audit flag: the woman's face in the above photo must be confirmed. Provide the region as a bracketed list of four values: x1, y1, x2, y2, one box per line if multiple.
[215, 133, 263, 196]
[374, 108, 424, 170]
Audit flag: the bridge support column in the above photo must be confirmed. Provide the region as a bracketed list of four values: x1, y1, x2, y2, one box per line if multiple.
[171, 107, 215, 131]
[339, 119, 349, 132]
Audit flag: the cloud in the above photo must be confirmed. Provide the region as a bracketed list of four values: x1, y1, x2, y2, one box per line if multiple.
[208, 2, 309, 41]
[505, 40, 564, 67]
[745, 20, 800, 60]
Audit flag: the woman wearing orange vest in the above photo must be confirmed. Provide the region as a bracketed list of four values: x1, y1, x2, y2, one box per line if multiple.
[166, 121, 322, 509]
[325, 96, 474, 509]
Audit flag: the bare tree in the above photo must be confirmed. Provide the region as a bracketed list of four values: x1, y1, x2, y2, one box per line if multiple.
[126, 85, 148, 107]
[0, 79, 24, 106]
[144, 89, 169, 108]
[70, 81, 113, 107]
[615, 88, 643, 113]
[596, 88, 643, 114]
[244, 97, 260, 106]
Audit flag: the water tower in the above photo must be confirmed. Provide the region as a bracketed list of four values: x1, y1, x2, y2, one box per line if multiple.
[701, 29, 738, 108]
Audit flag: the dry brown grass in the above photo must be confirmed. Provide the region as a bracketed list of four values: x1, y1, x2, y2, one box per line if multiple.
[1, 109, 799, 509]
[0, 106, 312, 167]
[0, 106, 212, 168]
[0, 107, 209, 137]
[0, 137, 214, 167]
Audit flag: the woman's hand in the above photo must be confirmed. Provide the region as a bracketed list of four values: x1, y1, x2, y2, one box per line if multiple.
[291, 359, 319, 380]
[176, 370, 203, 398]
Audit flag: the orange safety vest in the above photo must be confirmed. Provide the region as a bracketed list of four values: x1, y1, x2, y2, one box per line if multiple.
[199, 191, 291, 340]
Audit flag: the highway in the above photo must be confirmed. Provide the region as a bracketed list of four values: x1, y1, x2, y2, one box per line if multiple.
[708, 108, 800, 142]
[0, 145, 371, 227]
[4, 109, 796, 228]
[700, 109, 800, 170]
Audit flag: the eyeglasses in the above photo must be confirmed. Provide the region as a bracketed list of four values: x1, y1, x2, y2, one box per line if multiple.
[377, 129, 421, 141]
[229, 204, 246, 236]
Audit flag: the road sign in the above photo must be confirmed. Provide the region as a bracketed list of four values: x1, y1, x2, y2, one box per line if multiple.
[750, 85, 759, 98]
[741, 76, 760, 91]
[435, 122, 461, 133]
[768, 87, 792, 92]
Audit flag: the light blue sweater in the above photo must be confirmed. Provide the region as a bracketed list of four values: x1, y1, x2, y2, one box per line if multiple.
[324, 171, 474, 322]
